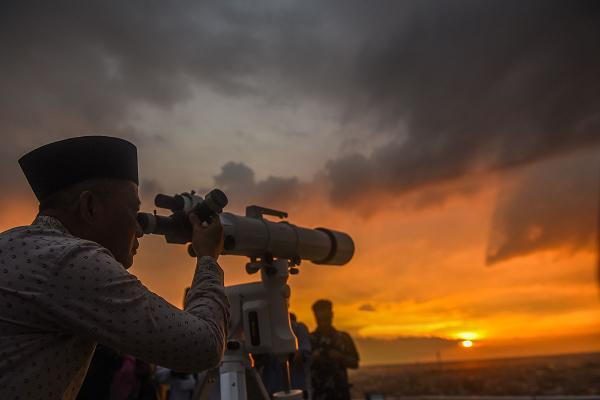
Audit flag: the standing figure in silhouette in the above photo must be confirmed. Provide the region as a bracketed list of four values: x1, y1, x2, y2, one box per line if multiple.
[310, 299, 359, 400]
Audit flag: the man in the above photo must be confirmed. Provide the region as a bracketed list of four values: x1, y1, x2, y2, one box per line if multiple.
[310, 299, 359, 400]
[0, 136, 230, 399]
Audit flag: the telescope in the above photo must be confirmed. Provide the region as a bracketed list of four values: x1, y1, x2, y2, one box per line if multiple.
[137, 189, 355, 400]
[137, 190, 354, 266]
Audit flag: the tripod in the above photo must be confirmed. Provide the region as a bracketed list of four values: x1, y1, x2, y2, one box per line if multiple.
[193, 258, 304, 400]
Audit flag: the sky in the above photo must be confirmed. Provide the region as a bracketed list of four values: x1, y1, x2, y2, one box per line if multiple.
[1, 0, 600, 365]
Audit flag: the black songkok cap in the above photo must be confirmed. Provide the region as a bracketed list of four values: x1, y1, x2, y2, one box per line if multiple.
[18, 136, 138, 202]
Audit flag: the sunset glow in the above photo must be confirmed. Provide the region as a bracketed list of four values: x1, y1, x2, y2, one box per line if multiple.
[2, 172, 600, 366]
[455, 332, 482, 341]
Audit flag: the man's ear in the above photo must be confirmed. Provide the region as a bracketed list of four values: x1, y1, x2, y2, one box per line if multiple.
[78, 190, 98, 224]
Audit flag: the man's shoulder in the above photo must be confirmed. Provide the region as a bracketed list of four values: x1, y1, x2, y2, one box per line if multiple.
[0, 223, 112, 264]
[1, 222, 97, 246]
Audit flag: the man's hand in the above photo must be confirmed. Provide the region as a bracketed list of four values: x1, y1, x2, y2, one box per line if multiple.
[189, 213, 224, 260]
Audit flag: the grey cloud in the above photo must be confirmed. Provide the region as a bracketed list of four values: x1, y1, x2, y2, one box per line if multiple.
[212, 162, 301, 212]
[487, 151, 599, 264]
[0, 0, 345, 194]
[3, 1, 600, 200]
[326, 1, 600, 204]
[0, 0, 354, 145]
[1, 1, 252, 141]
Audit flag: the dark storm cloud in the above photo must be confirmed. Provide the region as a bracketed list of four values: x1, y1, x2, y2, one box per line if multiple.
[0, 0, 346, 191]
[0, 0, 276, 193]
[3, 1, 599, 192]
[0, 1, 255, 140]
[212, 162, 301, 211]
[326, 1, 600, 204]
[487, 151, 599, 264]
[0, 0, 351, 144]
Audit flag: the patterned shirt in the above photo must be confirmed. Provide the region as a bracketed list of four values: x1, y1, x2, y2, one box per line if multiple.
[0, 215, 230, 400]
[310, 327, 359, 400]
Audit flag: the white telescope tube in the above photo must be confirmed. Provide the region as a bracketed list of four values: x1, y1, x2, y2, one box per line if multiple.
[220, 212, 354, 265]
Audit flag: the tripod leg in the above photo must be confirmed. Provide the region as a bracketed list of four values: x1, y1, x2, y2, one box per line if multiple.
[246, 367, 271, 400]
[220, 368, 247, 400]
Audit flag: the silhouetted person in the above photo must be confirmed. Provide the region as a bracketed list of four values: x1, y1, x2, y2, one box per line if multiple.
[310, 299, 359, 400]
[0, 136, 229, 399]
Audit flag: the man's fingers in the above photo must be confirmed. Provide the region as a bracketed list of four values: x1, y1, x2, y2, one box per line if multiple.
[204, 215, 223, 231]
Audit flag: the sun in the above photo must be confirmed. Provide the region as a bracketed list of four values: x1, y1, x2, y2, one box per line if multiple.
[461, 340, 473, 348]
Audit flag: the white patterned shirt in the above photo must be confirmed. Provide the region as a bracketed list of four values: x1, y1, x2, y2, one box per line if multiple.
[0, 215, 230, 400]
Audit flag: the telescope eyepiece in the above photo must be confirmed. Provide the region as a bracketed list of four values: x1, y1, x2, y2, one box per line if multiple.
[204, 189, 228, 213]
[137, 212, 152, 234]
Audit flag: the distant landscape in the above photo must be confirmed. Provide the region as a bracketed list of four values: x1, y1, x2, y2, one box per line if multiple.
[349, 352, 600, 398]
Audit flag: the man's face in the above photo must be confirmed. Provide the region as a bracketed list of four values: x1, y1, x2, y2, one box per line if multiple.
[94, 181, 142, 268]
[314, 309, 333, 329]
